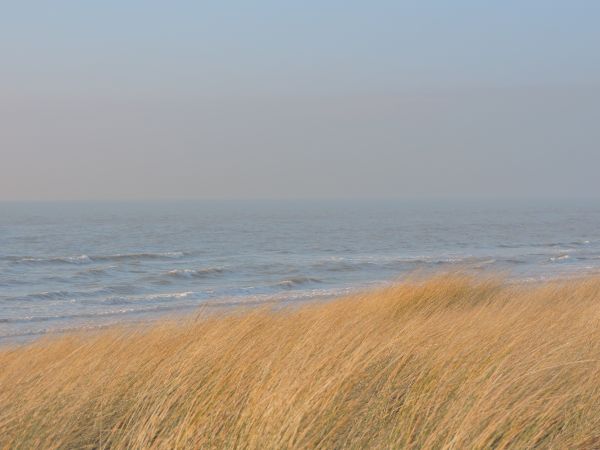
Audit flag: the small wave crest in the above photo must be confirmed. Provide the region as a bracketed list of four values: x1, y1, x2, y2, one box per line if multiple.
[8, 255, 92, 265]
[99, 291, 195, 305]
[94, 252, 186, 262]
[0, 302, 194, 325]
[311, 255, 502, 273]
[500, 240, 592, 249]
[274, 276, 323, 288]
[6, 251, 187, 266]
[3, 286, 138, 303]
[165, 267, 226, 279]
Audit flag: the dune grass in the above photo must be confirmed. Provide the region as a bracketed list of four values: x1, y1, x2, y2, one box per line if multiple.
[2, 274, 600, 449]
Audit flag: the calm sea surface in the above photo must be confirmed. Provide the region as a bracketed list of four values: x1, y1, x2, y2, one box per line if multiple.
[2, 200, 600, 341]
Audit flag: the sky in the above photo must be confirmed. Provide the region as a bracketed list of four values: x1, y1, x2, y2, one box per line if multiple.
[1, 1, 599, 201]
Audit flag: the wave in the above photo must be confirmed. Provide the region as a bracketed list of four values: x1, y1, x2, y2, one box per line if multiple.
[312, 258, 378, 272]
[502, 258, 528, 265]
[200, 286, 354, 308]
[73, 265, 118, 277]
[165, 267, 226, 279]
[4, 290, 84, 302]
[499, 240, 592, 249]
[274, 276, 323, 288]
[5, 251, 187, 265]
[99, 291, 195, 305]
[2, 286, 138, 303]
[0, 302, 196, 325]
[549, 254, 570, 262]
[0, 278, 29, 287]
[576, 255, 600, 261]
[94, 252, 187, 262]
[0, 322, 128, 341]
[311, 255, 508, 273]
[0, 286, 358, 339]
[7, 255, 93, 265]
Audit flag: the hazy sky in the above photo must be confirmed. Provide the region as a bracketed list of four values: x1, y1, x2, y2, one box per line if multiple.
[1, 1, 599, 200]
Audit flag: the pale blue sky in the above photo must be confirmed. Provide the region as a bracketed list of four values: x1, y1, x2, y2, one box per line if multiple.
[1, 1, 599, 200]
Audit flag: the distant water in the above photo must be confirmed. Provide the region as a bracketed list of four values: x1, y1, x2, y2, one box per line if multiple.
[2, 199, 600, 342]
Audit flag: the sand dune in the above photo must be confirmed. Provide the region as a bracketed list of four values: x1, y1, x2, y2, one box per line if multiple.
[2, 274, 600, 448]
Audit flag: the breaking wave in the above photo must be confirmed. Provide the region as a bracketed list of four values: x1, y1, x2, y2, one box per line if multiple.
[8, 255, 93, 265]
[549, 254, 571, 262]
[98, 291, 195, 306]
[310, 255, 513, 273]
[6, 252, 187, 265]
[165, 267, 227, 279]
[275, 276, 323, 288]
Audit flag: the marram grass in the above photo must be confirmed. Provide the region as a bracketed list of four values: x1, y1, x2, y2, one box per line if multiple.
[2, 274, 600, 449]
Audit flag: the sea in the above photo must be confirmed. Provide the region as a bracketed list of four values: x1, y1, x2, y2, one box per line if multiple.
[2, 199, 600, 342]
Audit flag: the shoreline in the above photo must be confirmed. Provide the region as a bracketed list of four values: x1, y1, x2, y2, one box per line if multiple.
[3, 268, 600, 346]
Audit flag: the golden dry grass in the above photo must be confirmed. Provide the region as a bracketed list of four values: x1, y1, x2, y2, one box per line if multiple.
[2, 274, 600, 449]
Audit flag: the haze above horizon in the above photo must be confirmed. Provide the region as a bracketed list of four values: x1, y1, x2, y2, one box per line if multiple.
[2, 1, 599, 201]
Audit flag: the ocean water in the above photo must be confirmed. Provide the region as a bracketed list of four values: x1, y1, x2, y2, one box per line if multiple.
[2, 199, 600, 342]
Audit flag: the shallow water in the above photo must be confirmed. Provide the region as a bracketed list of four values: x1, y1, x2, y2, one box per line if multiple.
[1, 199, 600, 341]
